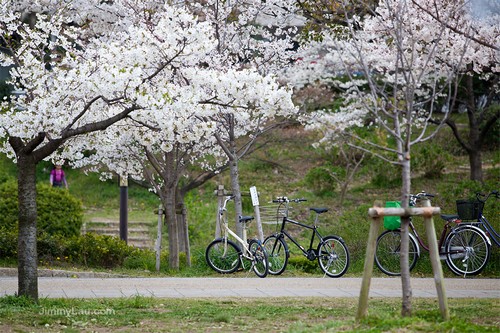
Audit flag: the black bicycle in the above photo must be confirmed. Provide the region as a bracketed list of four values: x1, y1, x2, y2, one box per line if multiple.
[456, 190, 499, 247]
[263, 197, 350, 277]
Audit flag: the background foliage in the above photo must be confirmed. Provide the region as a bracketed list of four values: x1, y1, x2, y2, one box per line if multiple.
[0, 123, 498, 277]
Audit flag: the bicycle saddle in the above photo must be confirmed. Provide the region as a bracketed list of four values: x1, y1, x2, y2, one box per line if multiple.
[310, 208, 328, 214]
[239, 215, 254, 223]
[441, 214, 461, 222]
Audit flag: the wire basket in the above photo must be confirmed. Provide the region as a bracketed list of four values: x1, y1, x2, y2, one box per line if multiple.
[456, 199, 484, 221]
[258, 204, 287, 225]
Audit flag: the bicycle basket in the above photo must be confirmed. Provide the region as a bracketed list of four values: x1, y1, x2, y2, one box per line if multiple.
[456, 199, 484, 221]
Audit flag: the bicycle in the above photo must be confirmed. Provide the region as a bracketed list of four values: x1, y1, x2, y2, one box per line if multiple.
[263, 197, 350, 277]
[375, 191, 492, 277]
[456, 190, 499, 247]
[205, 195, 269, 278]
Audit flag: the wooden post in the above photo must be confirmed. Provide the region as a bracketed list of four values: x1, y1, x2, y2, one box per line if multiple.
[155, 204, 163, 272]
[250, 186, 264, 242]
[215, 185, 225, 239]
[359, 202, 447, 321]
[357, 201, 383, 321]
[421, 198, 450, 320]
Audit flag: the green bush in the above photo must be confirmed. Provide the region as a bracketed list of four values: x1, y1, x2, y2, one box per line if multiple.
[37, 232, 68, 264]
[0, 228, 144, 269]
[0, 225, 18, 258]
[0, 180, 18, 230]
[123, 249, 156, 271]
[0, 181, 83, 237]
[37, 184, 83, 237]
[413, 144, 452, 178]
[304, 166, 336, 197]
[288, 255, 321, 274]
[370, 158, 401, 188]
[66, 233, 136, 268]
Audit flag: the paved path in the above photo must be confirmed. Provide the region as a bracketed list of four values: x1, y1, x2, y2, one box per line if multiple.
[1, 275, 498, 299]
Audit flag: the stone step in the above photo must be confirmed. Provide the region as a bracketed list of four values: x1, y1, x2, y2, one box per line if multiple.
[85, 227, 149, 234]
[88, 220, 151, 228]
[82, 218, 155, 250]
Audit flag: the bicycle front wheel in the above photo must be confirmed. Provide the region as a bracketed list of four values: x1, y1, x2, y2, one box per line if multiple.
[263, 235, 288, 275]
[205, 238, 241, 274]
[445, 226, 490, 276]
[375, 230, 418, 276]
[317, 236, 350, 278]
[248, 239, 269, 278]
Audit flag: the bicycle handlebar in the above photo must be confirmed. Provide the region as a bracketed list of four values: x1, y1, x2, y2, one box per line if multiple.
[272, 196, 307, 203]
[412, 191, 435, 199]
[475, 190, 499, 203]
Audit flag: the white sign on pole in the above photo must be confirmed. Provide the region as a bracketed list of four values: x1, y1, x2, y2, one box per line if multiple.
[250, 186, 259, 206]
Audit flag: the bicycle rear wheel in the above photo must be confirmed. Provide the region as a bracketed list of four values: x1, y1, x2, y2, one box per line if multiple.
[248, 239, 269, 278]
[375, 230, 418, 276]
[263, 235, 288, 275]
[445, 226, 490, 276]
[317, 235, 349, 278]
[205, 238, 241, 274]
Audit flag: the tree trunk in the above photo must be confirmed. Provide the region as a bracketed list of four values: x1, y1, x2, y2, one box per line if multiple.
[469, 148, 483, 182]
[229, 154, 244, 239]
[17, 155, 39, 301]
[400, 155, 412, 317]
[176, 197, 191, 267]
[162, 151, 180, 270]
[161, 186, 179, 269]
[226, 116, 244, 240]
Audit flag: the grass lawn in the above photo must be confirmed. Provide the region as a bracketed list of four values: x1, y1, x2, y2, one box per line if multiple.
[0, 296, 498, 332]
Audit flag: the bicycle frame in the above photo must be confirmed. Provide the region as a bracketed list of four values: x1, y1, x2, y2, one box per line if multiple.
[408, 217, 491, 258]
[277, 216, 325, 259]
[474, 215, 500, 247]
[469, 191, 500, 247]
[218, 196, 253, 259]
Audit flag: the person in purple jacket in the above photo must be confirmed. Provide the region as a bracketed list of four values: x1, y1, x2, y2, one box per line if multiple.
[50, 164, 68, 189]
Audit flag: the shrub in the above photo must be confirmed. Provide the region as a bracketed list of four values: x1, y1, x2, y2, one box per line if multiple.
[0, 181, 83, 237]
[0, 225, 18, 259]
[413, 144, 452, 178]
[37, 232, 68, 264]
[0, 180, 19, 229]
[288, 255, 321, 274]
[123, 249, 156, 271]
[65, 233, 136, 268]
[304, 166, 336, 197]
[370, 159, 401, 188]
[37, 184, 83, 237]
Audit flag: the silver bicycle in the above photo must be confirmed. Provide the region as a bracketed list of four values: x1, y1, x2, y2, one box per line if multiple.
[205, 195, 269, 278]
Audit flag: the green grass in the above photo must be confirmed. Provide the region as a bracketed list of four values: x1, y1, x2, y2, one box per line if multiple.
[0, 296, 498, 332]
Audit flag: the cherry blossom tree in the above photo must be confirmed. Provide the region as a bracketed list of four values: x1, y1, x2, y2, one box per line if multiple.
[60, 0, 299, 268]
[285, 0, 498, 316]
[0, 0, 219, 300]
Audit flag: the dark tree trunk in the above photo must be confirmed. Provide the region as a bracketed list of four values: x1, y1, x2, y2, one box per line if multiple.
[17, 155, 39, 301]
[469, 149, 483, 182]
[164, 186, 179, 269]
[162, 151, 180, 270]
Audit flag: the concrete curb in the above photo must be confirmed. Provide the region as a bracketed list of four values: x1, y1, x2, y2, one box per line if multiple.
[0, 268, 129, 278]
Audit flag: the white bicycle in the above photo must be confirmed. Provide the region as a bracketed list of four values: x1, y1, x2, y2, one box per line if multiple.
[205, 195, 269, 278]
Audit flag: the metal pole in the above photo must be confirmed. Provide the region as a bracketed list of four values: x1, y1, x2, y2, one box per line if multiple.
[119, 176, 128, 243]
